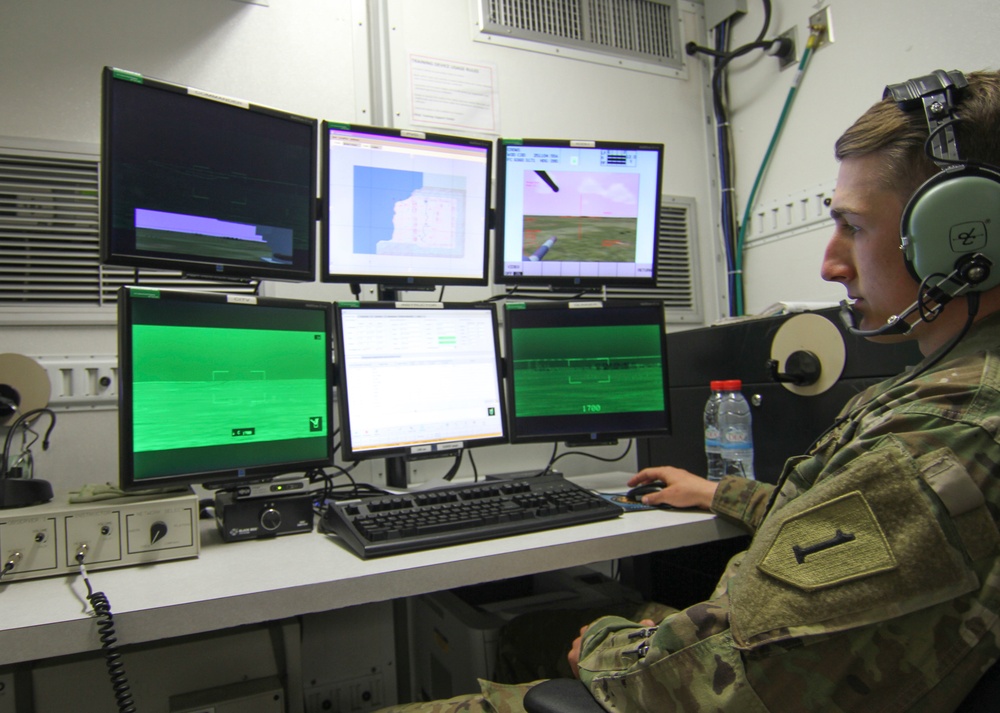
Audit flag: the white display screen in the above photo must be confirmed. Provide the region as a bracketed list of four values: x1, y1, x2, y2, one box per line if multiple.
[335, 304, 507, 458]
[322, 125, 492, 287]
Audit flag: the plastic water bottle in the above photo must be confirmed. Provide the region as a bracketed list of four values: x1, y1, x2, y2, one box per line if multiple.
[703, 380, 726, 481]
[718, 379, 755, 480]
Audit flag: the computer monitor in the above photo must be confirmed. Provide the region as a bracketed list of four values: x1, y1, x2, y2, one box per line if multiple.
[117, 286, 335, 492]
[101, 67, 318, 283]
[503, 300, 671, 445]
[333, 301, 507, 485]
[494, 138, 664, 290]
[320, 123, 492, 290]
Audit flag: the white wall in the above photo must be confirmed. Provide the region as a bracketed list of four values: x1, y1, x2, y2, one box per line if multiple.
[719, 0, 1000, 313]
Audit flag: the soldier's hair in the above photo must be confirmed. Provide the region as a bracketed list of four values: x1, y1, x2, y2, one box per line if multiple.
[835, 70, 1000, 201]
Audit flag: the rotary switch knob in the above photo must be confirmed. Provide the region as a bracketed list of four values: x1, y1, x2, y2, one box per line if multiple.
[260, 505, 282, 532]
[150, 521, 168, 544]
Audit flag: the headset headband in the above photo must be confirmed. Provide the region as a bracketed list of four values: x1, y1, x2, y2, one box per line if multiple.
[884, 69, 968, 165]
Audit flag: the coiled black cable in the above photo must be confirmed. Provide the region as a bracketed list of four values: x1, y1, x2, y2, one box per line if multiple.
[79, 557, 137, 713]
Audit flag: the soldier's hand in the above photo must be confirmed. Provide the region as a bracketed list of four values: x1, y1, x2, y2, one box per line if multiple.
[568, 625, 589, 678]
[629, 466, 717, 510]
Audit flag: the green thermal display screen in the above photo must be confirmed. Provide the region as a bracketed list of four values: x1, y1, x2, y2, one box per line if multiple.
[510, 324, 665, 417]
[504, 302, 670, 444]
[120, 289, 333, 487]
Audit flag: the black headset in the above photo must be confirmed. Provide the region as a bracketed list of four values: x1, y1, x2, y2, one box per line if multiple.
[888, 69, 1000, 293]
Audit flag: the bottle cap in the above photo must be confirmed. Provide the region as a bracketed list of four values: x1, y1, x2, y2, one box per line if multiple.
[722, 379, 742, 390]
[709, 380, 727, 390]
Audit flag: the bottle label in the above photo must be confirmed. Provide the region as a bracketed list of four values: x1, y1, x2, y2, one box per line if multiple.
[723, 425, 750, 447]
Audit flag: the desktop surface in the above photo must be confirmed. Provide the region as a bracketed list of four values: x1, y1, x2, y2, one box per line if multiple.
[0, 473, 742, 666]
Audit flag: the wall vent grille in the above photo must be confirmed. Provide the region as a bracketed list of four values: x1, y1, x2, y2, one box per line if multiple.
[0, 144, 256, 306]
[478, 0, 682, 70]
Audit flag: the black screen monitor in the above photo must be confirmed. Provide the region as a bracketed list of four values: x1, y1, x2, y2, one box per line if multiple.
[494, 138, 664, 290]
[118, 286, 335, 492]
[320, 123, 492, 290]
[503, 300, 671, 445]
[101, 67, 318, 282]
[333, 301, 507, 478]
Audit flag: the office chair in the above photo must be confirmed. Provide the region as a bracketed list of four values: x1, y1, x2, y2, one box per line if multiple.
[522, 658, 1000, 713]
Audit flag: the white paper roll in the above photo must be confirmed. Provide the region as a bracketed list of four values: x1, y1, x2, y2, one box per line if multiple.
[769, 313, 846, 396]
[0, 353, 51, 427]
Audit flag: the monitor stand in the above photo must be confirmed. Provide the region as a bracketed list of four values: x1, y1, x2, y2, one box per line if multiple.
[377, 284, 436, 302]
[385, 456, 409, 489]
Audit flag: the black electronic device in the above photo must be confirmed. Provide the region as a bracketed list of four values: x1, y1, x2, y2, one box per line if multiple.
[502, 300, 671, 446]
[493, 138, 664, 290]
[214, 490, 314, 541]
[101, 67, 319, 283]
[320, 122, 493, 291]
[320, 473, 621, 558]
[0, 478, 53, 509]
[333, 301, 507, 487]
[117, 286, 335, 493]
[890, 70, 1000, 292]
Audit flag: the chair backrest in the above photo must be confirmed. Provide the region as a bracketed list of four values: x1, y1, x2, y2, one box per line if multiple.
[523, 679, 603, 713]
[956, 658, 1000, 712]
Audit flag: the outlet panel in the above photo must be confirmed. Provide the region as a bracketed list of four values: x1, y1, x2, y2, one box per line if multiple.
[747, 181, 836, 246]
[809, 6, 835, 48]
[34, 355, 118, 411]
[305, 672, 386, 713]
[0, 491, 199, 582]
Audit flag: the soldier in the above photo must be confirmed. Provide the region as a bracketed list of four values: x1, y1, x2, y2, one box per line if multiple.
[381, 68, 1000, 713]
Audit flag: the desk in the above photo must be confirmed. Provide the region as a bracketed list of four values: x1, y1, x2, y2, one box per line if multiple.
[0, 473, 744, 667]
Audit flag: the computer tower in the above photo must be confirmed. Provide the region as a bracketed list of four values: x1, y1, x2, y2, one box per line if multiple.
[638, 306, 922, 484]
[408, 567, 642, 700]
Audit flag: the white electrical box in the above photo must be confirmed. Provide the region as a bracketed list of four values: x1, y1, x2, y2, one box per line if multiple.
[0, 490, 200, 581]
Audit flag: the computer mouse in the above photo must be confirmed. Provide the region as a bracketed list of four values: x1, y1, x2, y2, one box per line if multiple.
[625, 483, 664, 502]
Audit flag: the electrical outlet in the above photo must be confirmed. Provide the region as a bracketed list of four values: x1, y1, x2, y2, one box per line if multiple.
[809, 6, 835, 48]
[775, 27, 797, 70]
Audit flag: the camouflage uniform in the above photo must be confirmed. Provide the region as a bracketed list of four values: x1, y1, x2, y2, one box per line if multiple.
[382, 312, 1000, 713]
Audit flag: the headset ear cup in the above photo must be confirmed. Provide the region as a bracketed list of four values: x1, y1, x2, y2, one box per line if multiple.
[900, 164, 1000, 291]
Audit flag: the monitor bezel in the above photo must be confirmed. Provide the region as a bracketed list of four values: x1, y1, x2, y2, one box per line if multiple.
[117, 286, 336, 493]
[100, 66, 319, 283]
[502, 300, 672, 445]
[319, 122, 494, 289]
[332, 300, 509, 463]
[493, 138, 665, 290]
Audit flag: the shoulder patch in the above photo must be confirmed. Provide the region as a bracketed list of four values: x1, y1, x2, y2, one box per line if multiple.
[759, 490, 897, 590]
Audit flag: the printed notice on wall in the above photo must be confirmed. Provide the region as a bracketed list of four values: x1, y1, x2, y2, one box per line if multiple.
[409, 55, 499, 134]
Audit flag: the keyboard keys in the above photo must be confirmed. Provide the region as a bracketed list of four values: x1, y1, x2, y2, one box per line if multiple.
[320, 474, 622, 558]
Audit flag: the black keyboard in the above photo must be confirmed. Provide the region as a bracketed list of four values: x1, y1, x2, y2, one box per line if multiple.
[320, 474, 623, 558]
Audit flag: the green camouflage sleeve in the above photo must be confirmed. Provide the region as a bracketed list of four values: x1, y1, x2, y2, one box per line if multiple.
[711, 475, 775, 531]
[574, 347, 1000, 712]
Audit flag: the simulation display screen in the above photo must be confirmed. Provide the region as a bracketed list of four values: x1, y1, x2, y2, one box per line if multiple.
[503, 301, 670, 444]
[321, 124, 492, 288]
[118, 287, 334, 491]
[334, 303, 507, 460]
[494, 139, 664, 289]
[101, 67, 318, 282]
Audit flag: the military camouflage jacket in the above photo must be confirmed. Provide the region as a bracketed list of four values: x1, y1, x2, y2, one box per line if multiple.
[577, 312, 1000, 712]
